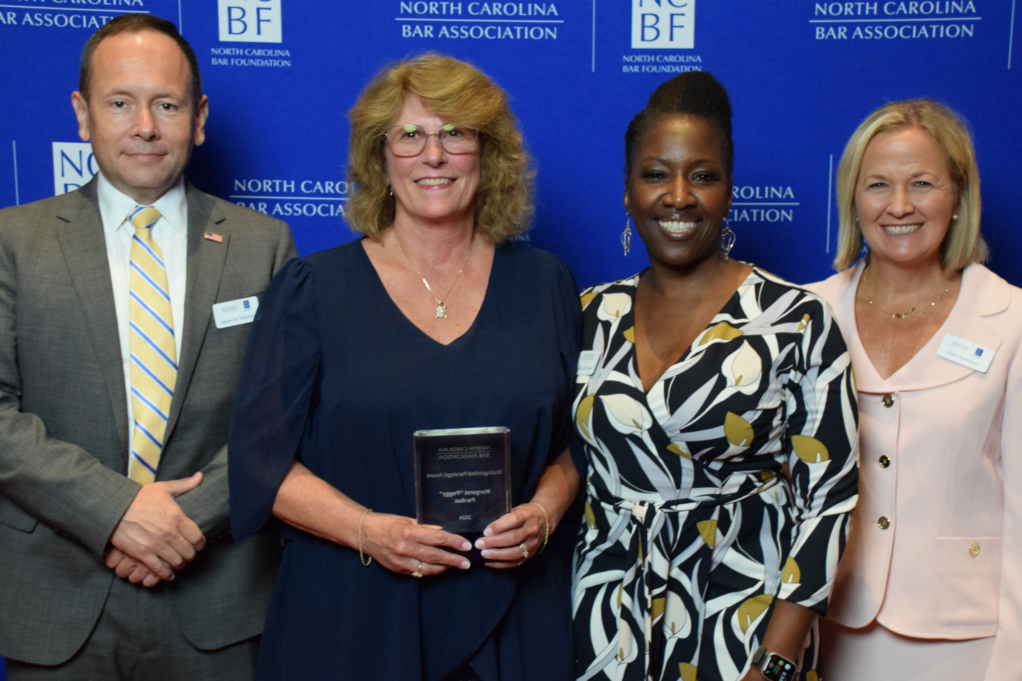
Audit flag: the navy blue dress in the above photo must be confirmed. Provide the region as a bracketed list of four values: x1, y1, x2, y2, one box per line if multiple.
[229, 240, 582, 681]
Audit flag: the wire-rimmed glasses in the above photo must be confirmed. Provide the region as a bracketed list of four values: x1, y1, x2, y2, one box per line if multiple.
[383, 124, 480, 157]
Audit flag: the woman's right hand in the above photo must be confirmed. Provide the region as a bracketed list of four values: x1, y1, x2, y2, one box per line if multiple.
[362, 513, 472, 576]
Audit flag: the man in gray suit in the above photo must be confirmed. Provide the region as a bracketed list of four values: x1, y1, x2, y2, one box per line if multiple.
[0, 14, 295, 679]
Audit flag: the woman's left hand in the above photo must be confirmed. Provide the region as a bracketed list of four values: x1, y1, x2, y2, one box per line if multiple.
[475, 503, 546, 569]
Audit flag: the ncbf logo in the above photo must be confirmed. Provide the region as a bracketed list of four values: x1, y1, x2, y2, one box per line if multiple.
[52, 142, 97, 196]
[218, 0, 282, 43]
[632, 0, 695, 49]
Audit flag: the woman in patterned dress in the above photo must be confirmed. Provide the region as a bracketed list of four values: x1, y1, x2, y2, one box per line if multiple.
[571, 72, 859, 681]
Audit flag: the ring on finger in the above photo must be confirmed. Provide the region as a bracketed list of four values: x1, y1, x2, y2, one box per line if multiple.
[519, 543, 529, 559]
[412, 562, 423, 578]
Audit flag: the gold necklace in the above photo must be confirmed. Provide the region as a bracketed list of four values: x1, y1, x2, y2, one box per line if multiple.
[397, 237, 473, 319]
[862, 269, 951, 319]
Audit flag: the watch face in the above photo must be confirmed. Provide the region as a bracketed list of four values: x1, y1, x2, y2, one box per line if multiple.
[763, 656, 797, 681]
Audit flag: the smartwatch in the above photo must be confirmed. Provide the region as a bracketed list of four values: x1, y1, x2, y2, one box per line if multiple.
[751, 646, 797, 681]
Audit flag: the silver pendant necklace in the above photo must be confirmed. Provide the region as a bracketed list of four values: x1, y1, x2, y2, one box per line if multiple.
[397, 237, 473, 319]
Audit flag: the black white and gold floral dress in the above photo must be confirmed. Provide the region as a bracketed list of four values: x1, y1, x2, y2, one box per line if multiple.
[572, 268, 859, 681]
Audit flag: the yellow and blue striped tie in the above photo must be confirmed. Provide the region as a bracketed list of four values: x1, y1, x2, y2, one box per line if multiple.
[127, 206, 176, 484]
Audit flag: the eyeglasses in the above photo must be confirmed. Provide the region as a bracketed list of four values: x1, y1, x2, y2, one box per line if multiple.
[383, 124, 480, 157]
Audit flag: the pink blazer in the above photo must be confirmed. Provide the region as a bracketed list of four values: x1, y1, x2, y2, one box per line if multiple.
[808, 262, 1022, 679]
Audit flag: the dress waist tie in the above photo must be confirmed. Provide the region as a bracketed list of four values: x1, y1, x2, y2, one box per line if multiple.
[585, 476, 781, 681]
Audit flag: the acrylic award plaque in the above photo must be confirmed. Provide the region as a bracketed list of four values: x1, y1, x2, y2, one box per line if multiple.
[414, 427, 511, 535]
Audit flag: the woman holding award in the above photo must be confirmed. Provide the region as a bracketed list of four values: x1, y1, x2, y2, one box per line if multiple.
[571, 72, 859, 681]
[229, 54, 581, 681]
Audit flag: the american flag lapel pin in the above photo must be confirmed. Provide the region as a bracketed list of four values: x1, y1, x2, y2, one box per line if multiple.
[204, 232, 223, 243]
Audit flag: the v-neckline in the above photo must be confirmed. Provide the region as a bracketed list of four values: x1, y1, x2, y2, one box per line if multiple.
[630, 267, 759, 396]
[847, 261, 962, 385]
[357, 238, 497, 348]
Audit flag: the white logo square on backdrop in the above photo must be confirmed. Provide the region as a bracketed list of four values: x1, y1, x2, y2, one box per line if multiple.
[52, 142, 97, 196]
[218, 0, 283, 43]
[632, 0, 695, 49]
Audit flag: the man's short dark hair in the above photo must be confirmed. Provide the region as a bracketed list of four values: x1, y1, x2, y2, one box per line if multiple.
[79, 14, 203, 108]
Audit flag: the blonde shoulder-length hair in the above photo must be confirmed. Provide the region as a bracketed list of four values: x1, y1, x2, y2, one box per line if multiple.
[833, 98, 988, 273]
[345, 53, 534, 241]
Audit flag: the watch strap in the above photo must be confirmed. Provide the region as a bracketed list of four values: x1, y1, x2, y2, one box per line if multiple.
[752, 645, 797, 681]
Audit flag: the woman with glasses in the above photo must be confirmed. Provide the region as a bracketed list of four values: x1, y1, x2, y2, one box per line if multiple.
[228, 54, 581, 681]
[571, 72, 858, 681]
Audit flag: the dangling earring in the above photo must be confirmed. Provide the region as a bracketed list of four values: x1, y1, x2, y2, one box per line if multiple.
[622, 216, 632, 257]
[388, 186, 394, 197]
[719, 218, 736, 261]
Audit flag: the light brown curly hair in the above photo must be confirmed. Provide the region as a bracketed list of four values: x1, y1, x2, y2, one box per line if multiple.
[346, 53, 534, 241]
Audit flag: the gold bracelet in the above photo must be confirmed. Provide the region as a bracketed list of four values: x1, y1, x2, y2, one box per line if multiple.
[528, 502, 550, 553]
[358, 508, 373, 566]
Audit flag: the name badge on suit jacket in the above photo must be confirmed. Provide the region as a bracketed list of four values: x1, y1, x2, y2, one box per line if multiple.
[212, 297, 259, 329]
[937, 333, 995, 374]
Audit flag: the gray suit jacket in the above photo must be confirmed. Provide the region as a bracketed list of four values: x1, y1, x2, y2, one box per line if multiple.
[0, 178, 296, 665]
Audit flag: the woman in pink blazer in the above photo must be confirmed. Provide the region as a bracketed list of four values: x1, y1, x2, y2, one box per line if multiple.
[808, 99, 1022, 681]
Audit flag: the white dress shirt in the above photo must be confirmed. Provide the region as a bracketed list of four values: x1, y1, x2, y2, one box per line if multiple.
[96, 173, 188, 447]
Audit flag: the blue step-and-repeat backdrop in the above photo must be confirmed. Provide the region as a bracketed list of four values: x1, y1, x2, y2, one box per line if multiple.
[1, 1, 1019, 289]
[0, 0, 1019, 672]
